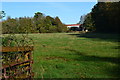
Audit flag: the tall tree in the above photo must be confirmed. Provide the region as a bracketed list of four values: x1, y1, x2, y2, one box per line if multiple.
[83, 13, 95, 31]
[91, 2, 120, 33]
[33, 12, 45, 33]
[79, 14, 86, 24]
[55, 16, 67, 32]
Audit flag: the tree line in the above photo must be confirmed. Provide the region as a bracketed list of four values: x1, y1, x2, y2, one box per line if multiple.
[81, 2, 120, 33]
[2, 12, 67, 34]
[2, 2, 120, 34]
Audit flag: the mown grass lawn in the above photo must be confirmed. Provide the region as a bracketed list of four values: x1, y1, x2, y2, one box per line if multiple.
[29, 32, 120, 78]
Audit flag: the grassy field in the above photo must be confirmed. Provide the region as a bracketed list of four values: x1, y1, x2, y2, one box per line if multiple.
[29, 32, 119, 78]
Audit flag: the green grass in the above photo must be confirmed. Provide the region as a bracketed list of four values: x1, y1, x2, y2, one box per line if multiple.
[28, 32, 119, 78]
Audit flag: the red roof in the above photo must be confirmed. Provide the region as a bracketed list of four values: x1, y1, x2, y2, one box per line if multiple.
[65, 24, 81, 26]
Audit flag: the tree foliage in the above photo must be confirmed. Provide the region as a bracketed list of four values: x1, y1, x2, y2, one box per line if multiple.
[2, 12, 67, 34]
[82, 2, 120, 33]
[83, 13, 95, 31]
[0, 11, 5, 19]
[55, 17, 67, 32]
[91, 2, 120, 33]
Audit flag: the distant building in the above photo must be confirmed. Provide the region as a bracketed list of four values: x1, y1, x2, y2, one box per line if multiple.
[65, 24, 88, 32]
[65, 24, 81, 31]
[65, 24, 81, 28]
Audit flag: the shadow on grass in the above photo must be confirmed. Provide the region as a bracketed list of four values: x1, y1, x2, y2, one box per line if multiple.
[67, 32, 120, 42]
[65, 48, 120, 64]
[65, 48, 120, 78]
[113, 45, 120, 49]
